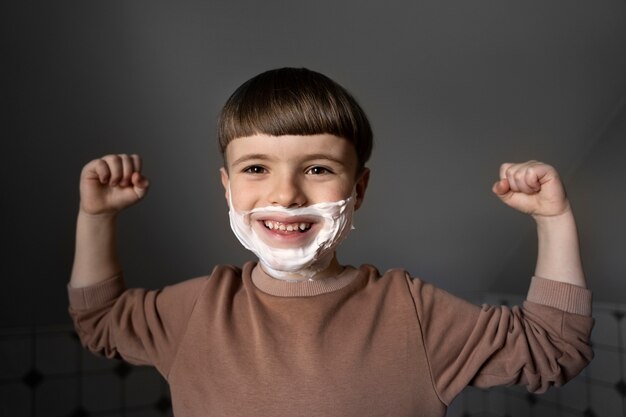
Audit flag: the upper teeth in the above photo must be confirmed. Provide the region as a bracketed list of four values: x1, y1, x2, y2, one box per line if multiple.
[264, 221, 311, 231]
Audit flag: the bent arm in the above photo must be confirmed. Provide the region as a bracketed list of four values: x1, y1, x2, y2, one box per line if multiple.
[409, 161, 593, 402]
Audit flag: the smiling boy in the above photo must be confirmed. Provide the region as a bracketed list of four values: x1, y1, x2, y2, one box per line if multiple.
[69, 68, 593, 416]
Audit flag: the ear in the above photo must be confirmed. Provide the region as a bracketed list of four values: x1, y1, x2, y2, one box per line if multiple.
[354, 168, 370, 211]
[220, 167, 230, 204]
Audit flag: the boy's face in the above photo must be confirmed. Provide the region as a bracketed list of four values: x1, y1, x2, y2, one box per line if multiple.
[220, 134, 369, 249]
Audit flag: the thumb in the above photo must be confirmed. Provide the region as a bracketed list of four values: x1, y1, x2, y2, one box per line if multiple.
[131, 172, 150, 199]
[492, 178, 510, 197]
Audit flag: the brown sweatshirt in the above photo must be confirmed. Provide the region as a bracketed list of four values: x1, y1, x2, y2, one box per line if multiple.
[68, 262, 593, 417]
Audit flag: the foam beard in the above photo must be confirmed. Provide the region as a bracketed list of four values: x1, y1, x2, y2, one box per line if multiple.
[228, 190, 356, 280]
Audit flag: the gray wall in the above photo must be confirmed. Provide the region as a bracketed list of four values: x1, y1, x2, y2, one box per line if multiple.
[3, 0, 625, 328]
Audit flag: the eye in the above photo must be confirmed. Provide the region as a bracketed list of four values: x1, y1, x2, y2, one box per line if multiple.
[306, 166, 332, 175]
[243, 165, 267, 174]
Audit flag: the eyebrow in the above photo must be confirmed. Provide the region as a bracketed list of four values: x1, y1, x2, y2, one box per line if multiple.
[230, 154, 271, 167]
[301, 153, 346, 166]
[230, 153, 347, 168]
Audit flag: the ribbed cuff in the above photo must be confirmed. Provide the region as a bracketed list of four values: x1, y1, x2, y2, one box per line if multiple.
[67, 275, 126, 310]
[527, 276, 592, 316]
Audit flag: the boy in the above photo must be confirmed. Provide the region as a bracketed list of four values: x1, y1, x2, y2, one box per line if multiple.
[69, 68, 593, 417]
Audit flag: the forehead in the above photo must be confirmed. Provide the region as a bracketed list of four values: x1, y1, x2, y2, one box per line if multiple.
[225, 134, 358, 168]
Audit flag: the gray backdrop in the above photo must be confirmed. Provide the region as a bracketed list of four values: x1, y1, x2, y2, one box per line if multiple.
[3, 0, 625, 327]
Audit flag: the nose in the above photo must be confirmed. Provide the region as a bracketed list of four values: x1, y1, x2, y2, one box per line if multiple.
[268, 173, 306, 208]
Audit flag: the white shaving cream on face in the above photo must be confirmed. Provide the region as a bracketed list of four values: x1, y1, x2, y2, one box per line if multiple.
[228, 190, 356, 280]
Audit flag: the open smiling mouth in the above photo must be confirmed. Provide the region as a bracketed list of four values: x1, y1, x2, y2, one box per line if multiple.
[262, 220, 313, 233]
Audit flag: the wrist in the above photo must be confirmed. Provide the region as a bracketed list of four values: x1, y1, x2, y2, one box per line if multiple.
[532, 203, 574, 226]
[533, 208, 578, 243]
[78, 206, 119, 223]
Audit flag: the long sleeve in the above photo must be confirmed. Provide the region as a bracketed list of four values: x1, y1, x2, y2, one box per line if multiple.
[68, 273, 208, 378]
[406, 275, 594, 405]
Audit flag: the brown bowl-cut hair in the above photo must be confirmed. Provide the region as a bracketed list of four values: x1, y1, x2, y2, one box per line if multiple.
[218, 67, 373, 173]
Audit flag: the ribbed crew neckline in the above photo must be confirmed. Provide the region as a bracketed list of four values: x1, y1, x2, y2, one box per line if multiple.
[251, 263, 360, 297]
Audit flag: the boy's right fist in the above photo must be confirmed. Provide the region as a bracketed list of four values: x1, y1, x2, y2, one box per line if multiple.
[79, 154, 149, 215]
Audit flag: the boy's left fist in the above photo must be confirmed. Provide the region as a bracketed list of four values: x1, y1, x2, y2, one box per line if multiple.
[492, 161, 570, 218]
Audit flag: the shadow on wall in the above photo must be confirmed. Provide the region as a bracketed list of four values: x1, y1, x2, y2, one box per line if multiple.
[1, 295, 624, 417]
